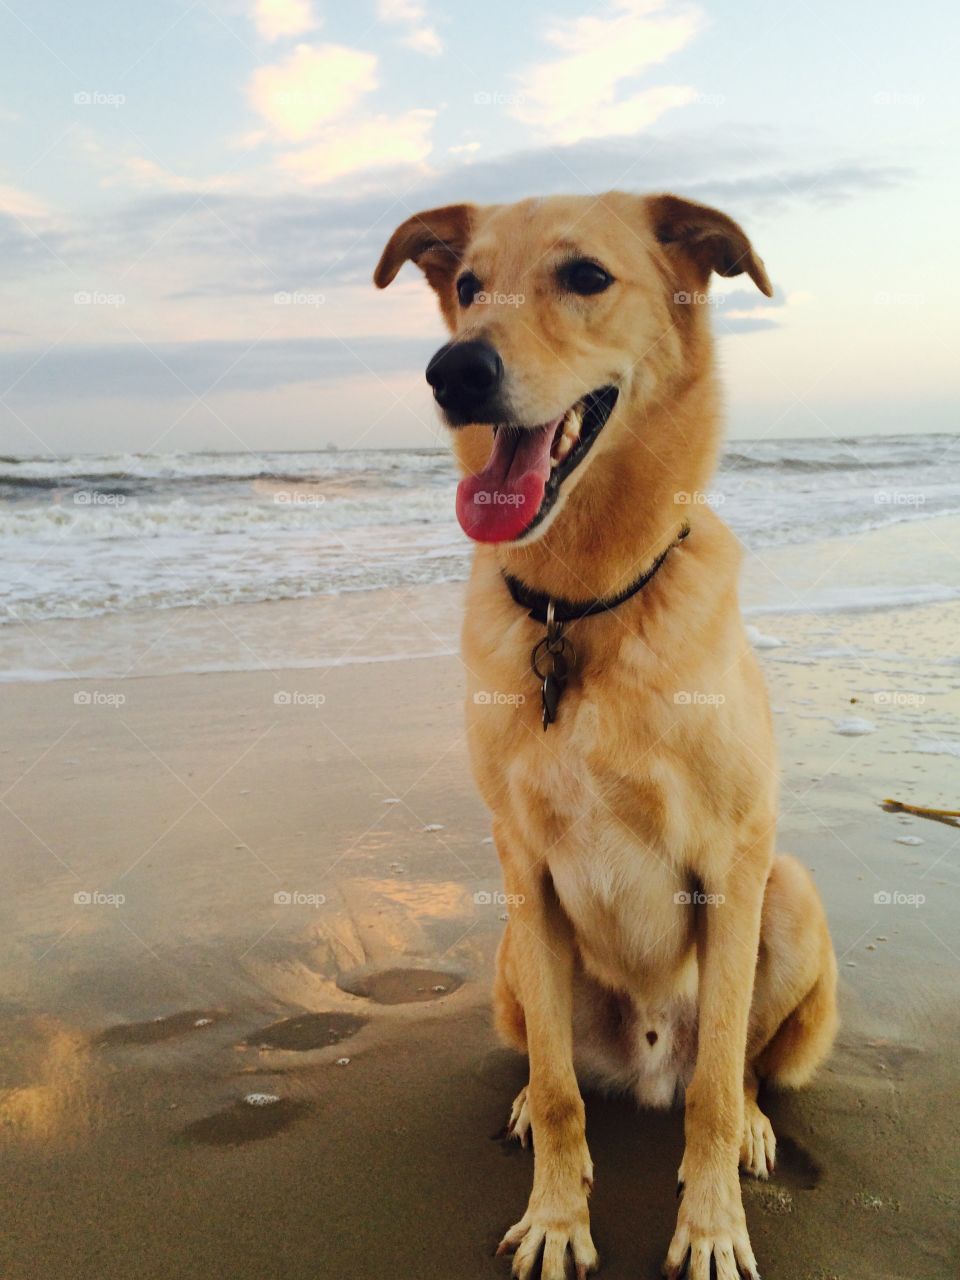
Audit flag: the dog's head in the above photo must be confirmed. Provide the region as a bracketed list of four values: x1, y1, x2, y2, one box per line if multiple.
[375, 193, 771, 545]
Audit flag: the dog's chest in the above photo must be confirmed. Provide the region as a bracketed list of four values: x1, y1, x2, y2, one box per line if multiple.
[503, 697, 699, 992]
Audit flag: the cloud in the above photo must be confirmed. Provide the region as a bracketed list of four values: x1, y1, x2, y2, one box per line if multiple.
[252, 0, 318, 41]
[0, 335, 434, 400]
[100, 155, 194, 192]
[377, 0, 443, 55]
[512, 0, 703, 144]
[0, 182, 50, 219]
[39, 141, 904, 306]
[278, 109, 436, 183]
[249, 44, 378, 141]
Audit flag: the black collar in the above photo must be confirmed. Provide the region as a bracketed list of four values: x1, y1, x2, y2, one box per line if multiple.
[502, 525, 690, 625]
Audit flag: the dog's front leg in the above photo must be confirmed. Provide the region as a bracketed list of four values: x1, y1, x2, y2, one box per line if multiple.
[665, 848, 770, 1280]
[496, 859, 598, 1280]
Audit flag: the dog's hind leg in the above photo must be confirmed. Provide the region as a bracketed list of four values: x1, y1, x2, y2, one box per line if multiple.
[748, 853, 838, 1084]
[740, 853, 838, 1177]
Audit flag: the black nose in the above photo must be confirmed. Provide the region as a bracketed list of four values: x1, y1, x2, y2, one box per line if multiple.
[425, 340, 503, 416]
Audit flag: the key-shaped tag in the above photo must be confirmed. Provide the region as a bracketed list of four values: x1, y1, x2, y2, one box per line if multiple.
[531, 602, 575, 731]
[541, 669, 562, 728]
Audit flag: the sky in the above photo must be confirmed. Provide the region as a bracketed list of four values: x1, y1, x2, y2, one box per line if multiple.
[0, 0, 956, 455]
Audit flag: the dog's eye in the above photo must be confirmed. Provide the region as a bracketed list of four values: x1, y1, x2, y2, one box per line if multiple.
[562, 260, 613, 296]
[457, 272, 482, 307]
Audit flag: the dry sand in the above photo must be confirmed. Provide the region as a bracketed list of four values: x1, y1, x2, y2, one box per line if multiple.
[0, 601, 958, 1279]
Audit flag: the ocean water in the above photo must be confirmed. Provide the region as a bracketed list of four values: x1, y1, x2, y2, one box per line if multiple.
[3, 434, 960, 627]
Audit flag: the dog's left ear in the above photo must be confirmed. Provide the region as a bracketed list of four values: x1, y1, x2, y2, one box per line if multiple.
[646, 194, 773, 297]
[373, 204, 476, 292]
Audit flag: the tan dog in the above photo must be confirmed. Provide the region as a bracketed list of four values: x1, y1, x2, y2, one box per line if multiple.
[375, 192, 837, 1280]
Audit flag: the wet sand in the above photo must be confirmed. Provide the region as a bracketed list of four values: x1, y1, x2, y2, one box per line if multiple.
[1, 602, 958, 1279]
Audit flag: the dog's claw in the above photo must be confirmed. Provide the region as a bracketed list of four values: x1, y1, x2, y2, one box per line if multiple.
[662, 1246, 690, 1279]
[504, 1086, 532, 1150]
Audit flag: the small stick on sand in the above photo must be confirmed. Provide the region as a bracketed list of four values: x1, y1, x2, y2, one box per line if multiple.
[881, 799, 960, 828]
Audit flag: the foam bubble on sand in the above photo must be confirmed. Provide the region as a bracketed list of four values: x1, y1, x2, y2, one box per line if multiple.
[895, 836, 925, 846]
[243, 1093, 280, 1107]
[831, 717, 877, 736]
[745, 625, 784, 649]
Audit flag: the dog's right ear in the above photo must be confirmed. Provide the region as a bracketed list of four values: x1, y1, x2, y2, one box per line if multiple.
[645, 193, 773, 297]
[373, 204, 476, 295]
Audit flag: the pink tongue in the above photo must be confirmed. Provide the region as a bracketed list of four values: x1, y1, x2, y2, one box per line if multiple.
[456, 420, 561, 542]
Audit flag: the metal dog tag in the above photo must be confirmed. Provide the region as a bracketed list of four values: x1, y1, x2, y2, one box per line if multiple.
[531, 602, 575, 731]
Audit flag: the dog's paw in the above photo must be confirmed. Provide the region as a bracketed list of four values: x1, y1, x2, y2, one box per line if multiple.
[497, 1207, 598, 1280]
[505, 1086, 532, 1148]
[664, 1175, 759, 1280]
[739, 1098, 776, 1180]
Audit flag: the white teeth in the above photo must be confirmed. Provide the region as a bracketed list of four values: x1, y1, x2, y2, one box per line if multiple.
[551, 406, 583, 465]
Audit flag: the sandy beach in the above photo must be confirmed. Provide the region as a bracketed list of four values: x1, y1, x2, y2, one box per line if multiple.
[1, 586, 958, 1280]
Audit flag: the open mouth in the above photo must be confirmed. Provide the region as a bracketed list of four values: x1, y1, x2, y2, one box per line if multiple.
[455, 386, 619, 543]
